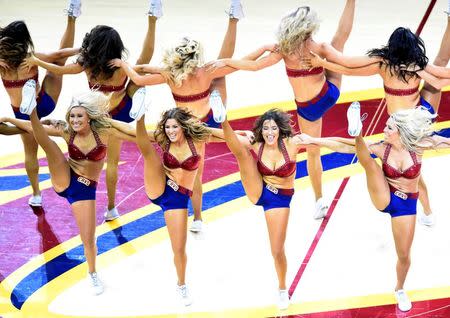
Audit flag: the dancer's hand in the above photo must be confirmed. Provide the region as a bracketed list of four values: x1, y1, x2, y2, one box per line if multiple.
[238, 130, 255, 143]
[0, 59, 10, 70]
[108, 59, 123, 69]
[302, 51, 325, 69]
[21, 55, 38, 72]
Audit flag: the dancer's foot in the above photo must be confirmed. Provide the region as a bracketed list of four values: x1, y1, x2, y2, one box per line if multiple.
[176, 284, 192, 306]
[148, 0, 163, 18]
[277, 289, 290, 310]
[66, 0, 82, 18]
[395, 289, 412, 312]
[347, 101, 362, 137]
[28, 194, 42, 207]
[314, 197, 328, 219]
[209, 90, 226, 123]
[89, 272, 104, 296]
[20, 80, 37, 115]
[104, 207, 120, 221]
[228, 0, 244, 20]
[130, 87, 147, 120]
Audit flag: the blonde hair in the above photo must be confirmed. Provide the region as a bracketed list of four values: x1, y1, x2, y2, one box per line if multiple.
[65, 91, 112, 134]
[155, 107, 211, 147]
[161, 37, 204, 87]
[276, 6, 320, 56]
[390, 106, 436, 152]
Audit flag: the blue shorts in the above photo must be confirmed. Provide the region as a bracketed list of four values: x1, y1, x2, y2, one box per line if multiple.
[56, 169, 97, 205]
[295, 80, 340, 122]
[109, 94, 134, 123]
[419, 96, 435, 115]
[201, 109, 221, 128]
[150, 177, 192, 212]
[255, 183, 294, 212]
[381, 189, 418, 218]
[13, 89, 56, 120]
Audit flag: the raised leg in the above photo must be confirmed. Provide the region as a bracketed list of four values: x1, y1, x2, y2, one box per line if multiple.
[127, 15, 157, 97]
[326, 0, 356, 89]
[222, 119, 263, 202]
[212, 17, 238, 105]
[136, 116, 166, 199]
[29, 110, 70, 192]
[355, 134, 391, 210]
[421, 15, 450, 112]
[42, 15, 76, 103]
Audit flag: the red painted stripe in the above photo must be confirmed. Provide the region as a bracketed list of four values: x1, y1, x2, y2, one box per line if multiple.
[416, 0, 437, 36]
[288, 177, 350, 298]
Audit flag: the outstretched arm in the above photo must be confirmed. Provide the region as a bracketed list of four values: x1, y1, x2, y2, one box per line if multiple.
[419, 134, 450, 150]
[0, 117, 63, 136]
[109, 59, 166, 86]
[23, 54, 83, 75]
[217, 51, 283, 71]
[0, 123, 26, 135]
[208, 127, 253, 145]
[424, 63, 450, 79]
[36, 48, 80, 63]
[319, 43, 381, 67]
[417, 70, 450, 90]
[308, 51, 380, 76]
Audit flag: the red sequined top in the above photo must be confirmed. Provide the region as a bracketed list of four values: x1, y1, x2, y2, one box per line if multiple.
[163, 138, 201, 171]
[257, 140, 296, 178]
[68, 130, 107, 161]
[382, 144, 421, 179]
[285, 66, 324, 78]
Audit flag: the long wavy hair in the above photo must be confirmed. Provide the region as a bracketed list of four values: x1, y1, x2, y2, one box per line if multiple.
[155, 107, 211, 147]
[390, 106, 436, 153]
[252, 109, 294, 149]
[276, 6, 320, 56]
[161, 37, 204, 87]
[368, 27, 428, 83]
[65, 91, 112, 134]
[0, 21, 34, 69]
[77, 25, 127, 81]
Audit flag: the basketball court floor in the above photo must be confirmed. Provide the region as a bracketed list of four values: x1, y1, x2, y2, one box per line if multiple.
[1, 1, 450, 317]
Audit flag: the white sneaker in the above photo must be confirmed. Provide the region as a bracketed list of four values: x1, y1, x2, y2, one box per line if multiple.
[104, 207, 120, 221]
[189, 220, 203, 233]
[418, 211, 435, 227]
[277, 289, 290, 310]
[228, 0, 244, 19]
[66, 0, 82, 18]
[28, 194, 42, 207]
[20, 80, 37, 115]
[176, 284, 192, 306]
[209, 90, 226, 123]
[314, 198, 328, 219]
[347, 101, 362, 137]
[130, 87, 147, 120]
[395, 289, 412, 312]
[89, 272, 104, 295]
[148, 0, 163, 18]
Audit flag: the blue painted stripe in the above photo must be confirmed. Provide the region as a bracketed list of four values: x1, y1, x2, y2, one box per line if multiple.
[9, 127, 450, 309]
[0, 174, 50, 191]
